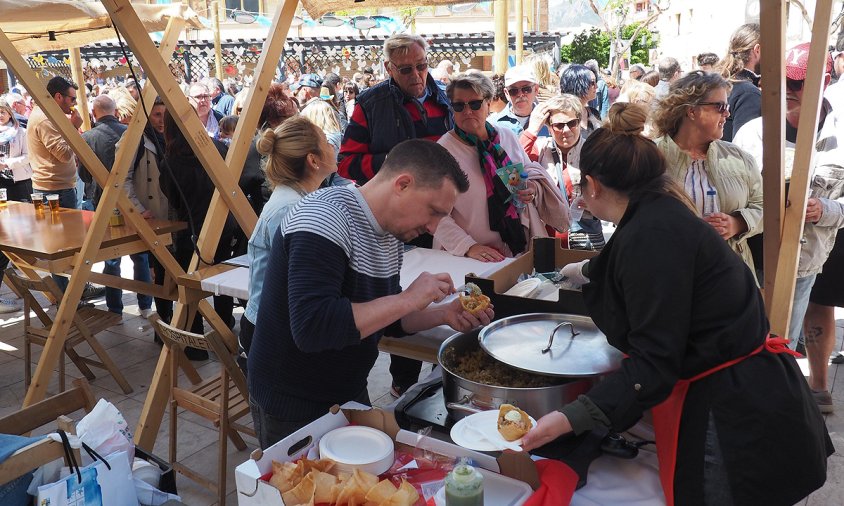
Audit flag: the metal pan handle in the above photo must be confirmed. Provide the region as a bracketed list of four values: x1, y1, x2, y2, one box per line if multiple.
[446, 395, 485, 415]
[541, 321, 579, 354]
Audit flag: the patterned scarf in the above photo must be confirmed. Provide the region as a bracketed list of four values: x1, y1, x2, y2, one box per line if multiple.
[454, 122, 527, 255]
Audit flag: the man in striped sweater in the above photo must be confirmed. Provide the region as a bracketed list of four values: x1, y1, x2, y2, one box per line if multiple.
[339, 33, 455, 396]
[248, 140, 492, 448]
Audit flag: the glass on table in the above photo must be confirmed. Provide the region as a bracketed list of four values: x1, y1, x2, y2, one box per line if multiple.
[46, 193, 60, 213]
[31, 192, 44, 212]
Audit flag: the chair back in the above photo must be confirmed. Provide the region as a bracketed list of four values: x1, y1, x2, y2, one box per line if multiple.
[4, 268, 62, 328]
[149, 315, 248, 400]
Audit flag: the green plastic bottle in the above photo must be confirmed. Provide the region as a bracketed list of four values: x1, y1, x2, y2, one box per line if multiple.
[445, 457, 484, 506]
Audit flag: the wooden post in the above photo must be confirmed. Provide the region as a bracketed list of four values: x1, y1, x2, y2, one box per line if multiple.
[759, 1, 786, 309]
[131, 0, 299, 450]
[68, 48, 91, 132]
[515, 0, 524, 65]
[494, 0, 509, 73]
[212, 0, 223, 80]
[766, 0, 835, 340]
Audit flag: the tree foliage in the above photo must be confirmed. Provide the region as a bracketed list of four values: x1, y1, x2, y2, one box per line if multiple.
[622, 22, 659, 65]
[560, 28, 610, 66]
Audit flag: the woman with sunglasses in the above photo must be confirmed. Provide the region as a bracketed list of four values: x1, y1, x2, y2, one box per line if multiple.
[560, 64, 603, 139]
[652, 71, 763, 277]
[433, 73, 569, 262]
[521, 94, 606, 250]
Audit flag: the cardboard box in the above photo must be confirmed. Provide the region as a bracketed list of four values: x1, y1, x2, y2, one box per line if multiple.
[465, 237, 597, 318]
[235, 404, 539, 505]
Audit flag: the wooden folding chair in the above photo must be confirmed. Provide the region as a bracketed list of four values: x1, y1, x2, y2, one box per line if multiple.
[4, 269, 133, 394]
[149, 314, 254, 505]
[0, 378, 96, 485]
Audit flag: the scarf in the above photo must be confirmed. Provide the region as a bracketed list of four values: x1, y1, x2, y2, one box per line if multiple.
[0, 125, 18, 145]
[454, 122, 527, 255]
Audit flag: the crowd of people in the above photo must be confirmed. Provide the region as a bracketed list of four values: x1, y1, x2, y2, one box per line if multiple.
[0, 24, 841, 504]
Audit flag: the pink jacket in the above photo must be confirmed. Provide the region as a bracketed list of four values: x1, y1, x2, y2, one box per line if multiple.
[433, 128, 570, 257]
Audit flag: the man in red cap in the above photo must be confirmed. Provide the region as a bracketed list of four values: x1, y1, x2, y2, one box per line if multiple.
[734, 42, 844, 413]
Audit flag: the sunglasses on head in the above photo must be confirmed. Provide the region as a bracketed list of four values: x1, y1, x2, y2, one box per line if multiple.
[507, 85, 534, 96]
[550, 118, 580, 130]
[697, 101, 730, 114]
[452, 100, 485, 112]
[786, 78, 805, 92]
[391, 61, 429, 75]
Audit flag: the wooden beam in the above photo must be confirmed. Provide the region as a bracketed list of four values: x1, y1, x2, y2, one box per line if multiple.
[494, 0, 509, 73]
[68, 48, 91, 132]
[101, 0, 257, 238]
[767, 0, 835, 340]
[759, 0, 787, 309]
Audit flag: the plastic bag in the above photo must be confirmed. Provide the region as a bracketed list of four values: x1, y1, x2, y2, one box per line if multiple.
[76, 399, 134, 466]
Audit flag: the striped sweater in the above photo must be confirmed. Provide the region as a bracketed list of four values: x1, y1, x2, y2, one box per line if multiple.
[247, 185, 405, 420]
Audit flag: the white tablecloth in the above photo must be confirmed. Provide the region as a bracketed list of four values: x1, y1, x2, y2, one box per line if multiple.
[200, 247, 516, 300]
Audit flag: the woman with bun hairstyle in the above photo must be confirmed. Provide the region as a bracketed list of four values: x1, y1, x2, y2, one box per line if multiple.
[239, 117, 338, 375]
[521, 103, 832, 506]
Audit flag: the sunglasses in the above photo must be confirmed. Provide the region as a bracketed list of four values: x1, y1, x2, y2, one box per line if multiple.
[697, 101, 730, 114]
[550, 118, 580, 131]
[61, 93, 77, 103]
[452, 100, 485, 112]
[507, 85, 534, 96]
[391, 61, 428, 75]
[786, 78, 804, 92]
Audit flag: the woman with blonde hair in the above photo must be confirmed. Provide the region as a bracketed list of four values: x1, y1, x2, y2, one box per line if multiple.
[107, 86, 136, 124]
[239, 117, 338, 375]
[651, 70, 762, 276]
[300, 99, 343, 157]
[0, 102, 31, 201]
[521, 102, 832, 506]
[529, 56, 560, 103]
[522, 94, 605, 250]
[716, 22, 761, 141]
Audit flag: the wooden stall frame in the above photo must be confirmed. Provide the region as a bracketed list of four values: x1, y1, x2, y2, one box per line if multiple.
[97, 0, 299, 449]
[0, 15, 192, 409]
[764, 0, 835, 340]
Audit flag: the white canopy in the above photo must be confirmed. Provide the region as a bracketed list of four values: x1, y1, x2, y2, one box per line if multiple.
[0, 0, 203, 55]
[300, 0, 467, 20]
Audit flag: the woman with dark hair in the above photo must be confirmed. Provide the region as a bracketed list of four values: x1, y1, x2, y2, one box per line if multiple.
[559, 64, 602, 138]
[162, 108, 238, 359]
[433, 72, 568, 261]
[489, 74, 508, 114]
[716, 23, 761, 142]
[521, 102, 832, 506]
[342, 82, 359, 119]
[651, 71, 762, 277]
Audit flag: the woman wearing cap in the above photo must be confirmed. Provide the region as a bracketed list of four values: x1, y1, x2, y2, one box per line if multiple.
[521, 94, 606, 250]
[521, 103, 832, 506]
[560, 64, 602, 139]
[434, 72, 569, 262]
[652, 71, 763, 278]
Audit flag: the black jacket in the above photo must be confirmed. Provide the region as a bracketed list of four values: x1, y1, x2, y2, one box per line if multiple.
[723, 69, 761, 142]
[582, 194, 832, 505]
[80, 115, 127, 206]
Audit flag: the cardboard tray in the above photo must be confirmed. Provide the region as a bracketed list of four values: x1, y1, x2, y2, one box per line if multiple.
[465, 237, 597, 318]
[235, 404, 539, 506]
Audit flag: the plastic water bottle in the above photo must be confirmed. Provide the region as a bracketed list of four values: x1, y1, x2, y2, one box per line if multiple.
[512, 170, 530, 211]
[704, 189, 719, 216]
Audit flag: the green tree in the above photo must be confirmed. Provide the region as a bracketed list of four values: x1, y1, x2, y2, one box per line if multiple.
[560, 28, 610, 67]
[621, 22, 659, 66]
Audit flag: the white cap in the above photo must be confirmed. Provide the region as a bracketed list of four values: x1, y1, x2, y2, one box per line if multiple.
[504, 65, 538, 87]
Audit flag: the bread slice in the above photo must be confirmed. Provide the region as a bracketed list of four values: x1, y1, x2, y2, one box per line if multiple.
[497, 404, 532, 441]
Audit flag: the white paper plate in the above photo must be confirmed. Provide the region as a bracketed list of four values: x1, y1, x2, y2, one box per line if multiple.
[450, 410, 537, 452]
[503, 278, 541, 298]
[318, 426, 394, 475]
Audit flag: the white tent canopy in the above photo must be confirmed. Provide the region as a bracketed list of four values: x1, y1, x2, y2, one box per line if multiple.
[0, 0, 203, 55]
[300, 0, 470, 20]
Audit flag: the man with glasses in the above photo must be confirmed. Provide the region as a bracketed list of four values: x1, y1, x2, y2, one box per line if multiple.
[4, 93, 28, 128]
[339, 33, 453, 399]
[339, 33, 453, 192]
[734, 42, 844, 414]
[489, 65, 549, 138]
[188, 82, 223, 139]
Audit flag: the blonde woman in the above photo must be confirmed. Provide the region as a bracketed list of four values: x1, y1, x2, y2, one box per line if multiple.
[300, 99, 343, 158]
[616, 79, 657, 137]
[0, 102, 31, 201]
[240, 117, 338, 374]
[529, 56, 560, 103]
[652, 71, 762, 276]
[107, 86, 136, 125]
[715, 23, 761, 142]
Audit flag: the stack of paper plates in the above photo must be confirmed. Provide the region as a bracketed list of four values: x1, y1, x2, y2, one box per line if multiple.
[318, 426, 395, 475]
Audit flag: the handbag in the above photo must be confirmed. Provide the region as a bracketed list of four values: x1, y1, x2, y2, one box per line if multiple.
[36, 430, 138, 506]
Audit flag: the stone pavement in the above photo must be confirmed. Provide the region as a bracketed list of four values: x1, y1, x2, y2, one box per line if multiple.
[0, 262, 840, 505]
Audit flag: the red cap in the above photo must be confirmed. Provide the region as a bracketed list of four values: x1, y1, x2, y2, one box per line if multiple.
[785, 42, 833, 81]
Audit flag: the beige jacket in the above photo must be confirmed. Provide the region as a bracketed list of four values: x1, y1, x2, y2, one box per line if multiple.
[26, 107, 77, 190]
[656, 135, 764, 273]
